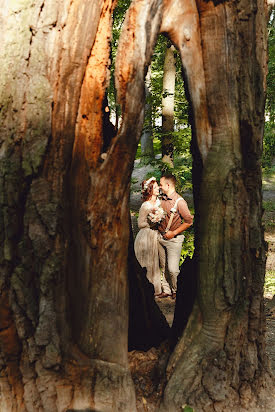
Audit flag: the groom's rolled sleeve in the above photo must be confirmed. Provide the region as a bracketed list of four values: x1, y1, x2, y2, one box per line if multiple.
[178, 199, 193, 224]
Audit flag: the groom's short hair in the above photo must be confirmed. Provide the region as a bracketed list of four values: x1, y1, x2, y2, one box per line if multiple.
[162, 173, 176, 187]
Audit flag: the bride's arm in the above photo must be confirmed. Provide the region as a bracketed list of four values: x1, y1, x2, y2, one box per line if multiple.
[137, 203, 150, 229]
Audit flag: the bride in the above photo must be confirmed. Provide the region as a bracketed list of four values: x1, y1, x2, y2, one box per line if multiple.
[134, 176, 164, 296]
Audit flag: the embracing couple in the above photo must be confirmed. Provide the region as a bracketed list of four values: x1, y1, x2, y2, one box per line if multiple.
[134, 174, 193, 299]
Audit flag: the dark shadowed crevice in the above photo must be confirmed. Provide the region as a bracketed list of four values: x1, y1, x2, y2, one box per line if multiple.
[128, 223, 171, 351]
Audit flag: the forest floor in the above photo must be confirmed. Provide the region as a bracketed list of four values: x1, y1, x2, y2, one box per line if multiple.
[130, 160, 275, 377]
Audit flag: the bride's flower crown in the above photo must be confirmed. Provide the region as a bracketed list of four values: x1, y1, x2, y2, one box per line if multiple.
[142, 176, 156, 193]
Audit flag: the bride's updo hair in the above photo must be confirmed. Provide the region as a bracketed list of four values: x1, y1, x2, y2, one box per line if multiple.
[141, 177, 156, 201]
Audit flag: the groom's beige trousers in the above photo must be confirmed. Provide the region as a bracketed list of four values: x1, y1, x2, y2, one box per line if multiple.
[158, 234, 184, 294]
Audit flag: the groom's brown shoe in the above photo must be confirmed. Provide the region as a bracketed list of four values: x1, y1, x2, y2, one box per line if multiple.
[157, 292, 171, 298]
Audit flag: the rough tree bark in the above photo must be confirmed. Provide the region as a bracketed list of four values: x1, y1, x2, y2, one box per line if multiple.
[159, 0, 274, 410]
[161, 41, 176, 166]
[0, 0, 273, 411]
[0, 0, 165, 411]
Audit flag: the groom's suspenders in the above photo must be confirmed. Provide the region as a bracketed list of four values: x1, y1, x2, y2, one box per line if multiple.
[164, 197, 183, 233]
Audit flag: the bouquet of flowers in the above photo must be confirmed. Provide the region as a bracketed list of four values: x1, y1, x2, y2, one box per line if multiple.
[147, 206, 166, 227]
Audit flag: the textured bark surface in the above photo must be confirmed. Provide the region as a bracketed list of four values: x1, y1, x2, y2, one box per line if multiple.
[0, 0, 138, 409]
[0, 0, 132, 410]
[0, 0, 273, 411]
[0, 0, 166, 410]
[159, 0, 274, 411]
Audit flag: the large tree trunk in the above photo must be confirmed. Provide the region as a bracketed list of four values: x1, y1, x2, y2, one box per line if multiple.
[159, 0, 274, 410]
[0, 0, 273, 411]
[0, 0, 160, 410]
[1, 0, 138, 409]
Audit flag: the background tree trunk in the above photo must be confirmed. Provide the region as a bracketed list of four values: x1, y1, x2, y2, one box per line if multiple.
[161, 41, 176, 167]
[140, 68, 155, 163]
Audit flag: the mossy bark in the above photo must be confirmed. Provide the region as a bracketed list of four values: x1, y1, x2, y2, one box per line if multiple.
[0, 1, 137, 410]
[159, 0, 273, 410]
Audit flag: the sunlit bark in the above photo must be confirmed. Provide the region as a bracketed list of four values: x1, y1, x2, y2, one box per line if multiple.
[0, 0, 138, 410]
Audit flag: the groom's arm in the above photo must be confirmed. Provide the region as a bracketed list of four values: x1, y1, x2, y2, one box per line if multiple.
[163, 199, 193, 239]
[163, 221, 192, 239]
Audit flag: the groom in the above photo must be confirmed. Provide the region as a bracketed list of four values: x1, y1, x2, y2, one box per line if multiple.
[157, 174, 193, 299]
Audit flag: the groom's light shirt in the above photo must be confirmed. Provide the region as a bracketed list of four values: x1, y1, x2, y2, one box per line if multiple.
[158, 191, 192, 234]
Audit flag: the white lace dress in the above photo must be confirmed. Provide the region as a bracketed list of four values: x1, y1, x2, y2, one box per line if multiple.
[134, 200, 161, 295]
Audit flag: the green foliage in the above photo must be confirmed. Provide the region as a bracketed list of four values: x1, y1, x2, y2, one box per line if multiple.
[136, 138, 161, 161]
[152, 150, 192, 193]
[262, 166, 275, 186]
[181, 405, 195, 412]
[149, 35, 166, 123]
[263, 199, 275, 230]
[149, 36, 190, 139]
[264, 270, 275, 296]
[108, 0, 131, 118]
[135, 144, 142, 160]
[143, 152, 192, 194]
[180, 228, 195, 264]
[263, 118, 275, 169]
[145, 166, 162, 183]
[264, 199, 275, 212]
[149, 36, 193, 194]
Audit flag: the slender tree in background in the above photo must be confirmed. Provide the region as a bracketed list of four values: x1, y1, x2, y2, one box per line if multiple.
[108, 0, 132, 129]
[161, 41, 176, 166]
[0, 1, 273, 412]
[140, 68, 155, 163]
